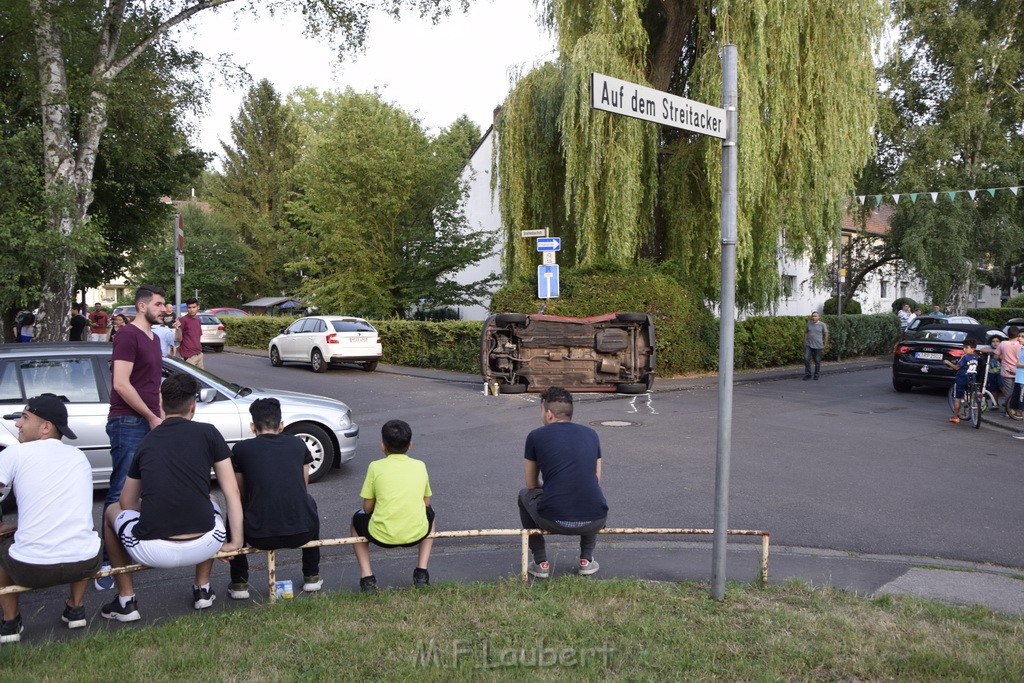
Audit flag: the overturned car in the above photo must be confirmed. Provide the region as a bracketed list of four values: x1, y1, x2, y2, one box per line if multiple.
[480, 312, 656, 394]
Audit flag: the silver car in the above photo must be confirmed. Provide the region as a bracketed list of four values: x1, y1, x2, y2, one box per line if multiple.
[0, 343, 359, 511]
[198, 313, 227, 352]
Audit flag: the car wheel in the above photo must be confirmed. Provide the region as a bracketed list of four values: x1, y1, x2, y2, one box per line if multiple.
[892, 377, 912, 393]
[615, 312, 648, 323]
[362, 361, 378, 372]
[311, 349, 326, 373]
[285, 423, 335, 483]
[617, 383, 647, 394]
[499, 382, 527, 394]
[495, 313, 528, 326]
[213, 345, 224, 353]
[270, 346, 282, 367]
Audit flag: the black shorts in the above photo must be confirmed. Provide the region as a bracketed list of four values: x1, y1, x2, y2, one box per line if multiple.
[352, 506, 435, 548]
[0, 538, 102, 589]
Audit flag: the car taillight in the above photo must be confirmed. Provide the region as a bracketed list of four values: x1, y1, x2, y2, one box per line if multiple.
[895, 345, 911, 354]
[218, 325, 224, 331]
[949, 348, 964, 358]
[326, 333, 339, 344]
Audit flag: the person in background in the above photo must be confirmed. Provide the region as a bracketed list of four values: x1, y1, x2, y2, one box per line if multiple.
[107, 313, 127, 342]
[897, 303, 913, 332]
[88, 303, 109, 342]
[174, 298, 204, 369]
[69, 308, 89, 342]
[999, 327, 1023, 418]
[803, 311, 829, 380]
[17, 312, 34, 343]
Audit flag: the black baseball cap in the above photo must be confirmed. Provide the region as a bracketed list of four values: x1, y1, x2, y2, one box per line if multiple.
[25, 393, 78, 440]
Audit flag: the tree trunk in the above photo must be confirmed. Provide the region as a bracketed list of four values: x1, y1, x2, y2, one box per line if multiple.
[649, 0, 697, 91]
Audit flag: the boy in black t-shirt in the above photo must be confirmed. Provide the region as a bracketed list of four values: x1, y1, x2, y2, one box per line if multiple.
[227, 398, 322, 599]
[99, 373, 244, 622]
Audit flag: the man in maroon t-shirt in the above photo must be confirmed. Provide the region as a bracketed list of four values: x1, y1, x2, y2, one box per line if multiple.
[175, 298, 204, 369]
[95, 285, 165, 591]
[88, 303, 109, 342]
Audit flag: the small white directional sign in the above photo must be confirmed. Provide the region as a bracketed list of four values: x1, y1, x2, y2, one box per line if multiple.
[542, 251, 556, 266]
[521, 228, 548, 238]
[536, 237, 561, 252]
[538, 265, 560, 298]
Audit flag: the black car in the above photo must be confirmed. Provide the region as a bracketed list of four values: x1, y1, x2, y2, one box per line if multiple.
[892, 323, 1005, 392]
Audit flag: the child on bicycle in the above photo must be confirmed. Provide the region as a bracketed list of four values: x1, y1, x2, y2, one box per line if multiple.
[944, 337, 979, 424]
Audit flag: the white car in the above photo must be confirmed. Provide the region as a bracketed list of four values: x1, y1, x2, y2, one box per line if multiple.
[269, 316, 382, 373]
[198, 313, 226, 352]
[0, 343, 360, 510]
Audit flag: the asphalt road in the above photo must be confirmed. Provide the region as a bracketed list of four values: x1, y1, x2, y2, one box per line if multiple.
[205, 353, 1023, 568]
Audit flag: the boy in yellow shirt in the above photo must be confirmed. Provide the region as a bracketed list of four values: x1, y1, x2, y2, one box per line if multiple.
[350, 420, 435, 593]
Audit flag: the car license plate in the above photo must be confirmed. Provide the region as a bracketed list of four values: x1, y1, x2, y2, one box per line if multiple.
[915, 352, 943, 360]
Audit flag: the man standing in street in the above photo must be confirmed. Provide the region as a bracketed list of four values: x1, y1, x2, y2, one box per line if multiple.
[87, 303, 109, 342]
[0, 394, 102, 642]
[95, 285, 165, 591]
[518, 387, 608, 578]
[803, 311, 829, 380]
[175, 298, 204, 369]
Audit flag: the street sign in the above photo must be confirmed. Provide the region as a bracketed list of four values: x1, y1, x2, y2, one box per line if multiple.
[590, 72, 727, 139]
[542, 251, 556, 266]
[537, 265, 559, 299]
[175, 252, 184, 276]
[536, 237, 561, 252]
[521, 229, 548, 238]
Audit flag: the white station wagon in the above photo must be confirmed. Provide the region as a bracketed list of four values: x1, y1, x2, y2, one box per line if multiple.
[269, 316, 382, 373]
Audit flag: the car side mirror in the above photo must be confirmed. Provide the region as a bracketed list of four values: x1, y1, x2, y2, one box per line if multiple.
[281, 327, 289, 335]
[198, 387, 217, 404]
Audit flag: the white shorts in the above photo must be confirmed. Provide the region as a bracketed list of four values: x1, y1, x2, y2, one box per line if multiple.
[89, 333, 107, 342]
[115, 504, 226, 568]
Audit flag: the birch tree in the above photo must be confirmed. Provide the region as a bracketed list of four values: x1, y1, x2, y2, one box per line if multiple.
[19, 0, 465, 341]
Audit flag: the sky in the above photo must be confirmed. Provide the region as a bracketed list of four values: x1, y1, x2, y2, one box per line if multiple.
[180, 0, 557, 159]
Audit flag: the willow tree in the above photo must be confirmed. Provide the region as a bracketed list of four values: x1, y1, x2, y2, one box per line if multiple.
[495, 0, 885, 310]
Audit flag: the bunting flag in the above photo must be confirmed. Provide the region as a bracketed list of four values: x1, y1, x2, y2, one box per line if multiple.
[854, 184, 1023, 206]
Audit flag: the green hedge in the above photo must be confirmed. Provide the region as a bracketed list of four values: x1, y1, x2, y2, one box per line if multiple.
[735, 313, 898, 368]
[220, 309, 898, 377]
[964, 308, 1024, 328]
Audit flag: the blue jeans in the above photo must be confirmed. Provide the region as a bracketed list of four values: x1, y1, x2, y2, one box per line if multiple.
[104, 415, 150, 507]
[804, 346, 823, 377]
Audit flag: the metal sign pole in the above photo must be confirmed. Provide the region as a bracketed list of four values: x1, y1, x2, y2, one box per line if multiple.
[711, 44, 738, 602]
[174, 213, 184, 315]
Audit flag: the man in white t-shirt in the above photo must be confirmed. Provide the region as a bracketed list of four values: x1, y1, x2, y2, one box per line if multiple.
[0, 394, 102, 643]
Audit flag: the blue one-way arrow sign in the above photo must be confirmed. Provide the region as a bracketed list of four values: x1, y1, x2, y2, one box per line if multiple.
[536, 237, 561, 252]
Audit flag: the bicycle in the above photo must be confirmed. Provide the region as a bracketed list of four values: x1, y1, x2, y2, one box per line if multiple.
[946, 352, 997, 429]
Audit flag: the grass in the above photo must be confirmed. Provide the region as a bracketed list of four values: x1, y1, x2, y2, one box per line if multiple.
[2, 578, 1022, 680]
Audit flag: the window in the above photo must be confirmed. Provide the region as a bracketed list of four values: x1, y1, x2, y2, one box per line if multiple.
[900, 282, 908, 297]
[978, 285, 985, 300]
[783, 275, 796, 299]
[16, 358, 100, 403]
[880, 280, 889, 298]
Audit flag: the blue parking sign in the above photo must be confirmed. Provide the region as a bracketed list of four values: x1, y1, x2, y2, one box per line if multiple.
[537, 265, 560, 299]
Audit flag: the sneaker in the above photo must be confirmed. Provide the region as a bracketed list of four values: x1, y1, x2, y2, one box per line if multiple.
[1012, 432, 1024, 440]
[802, 375, 811, 381]
[100, 596, 140, 623]
[227, 582, 250, 600]
[61, 603, 87, 629]
[94, 564, 114, 591]
[527, 560, 550, 579]
[193, 586, 216, 610]
[302, 575, 323, 592]
[413, 568, 430, 588]
[0, 614, 23, 643]
[578, 558, 600, 576]
[1010, 410, 1024, 421]
[813, 375, 819, 380]
[948, 416, 960, 423]
[359, 575, 378, 594]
